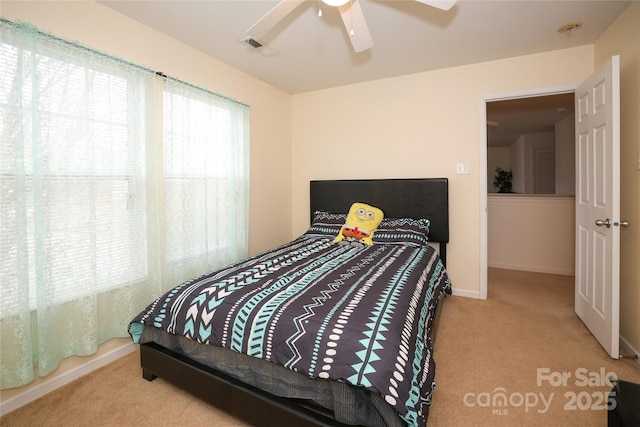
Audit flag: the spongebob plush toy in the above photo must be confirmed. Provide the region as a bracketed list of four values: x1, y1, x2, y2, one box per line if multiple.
[334, 202, 384, 247]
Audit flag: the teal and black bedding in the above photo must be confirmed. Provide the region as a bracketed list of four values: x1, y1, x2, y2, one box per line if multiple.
[129, 234, 451, 427]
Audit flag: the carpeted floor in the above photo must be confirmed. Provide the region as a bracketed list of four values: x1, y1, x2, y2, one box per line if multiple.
[429, 268, 640, 426]
[2, 268, 639, 426]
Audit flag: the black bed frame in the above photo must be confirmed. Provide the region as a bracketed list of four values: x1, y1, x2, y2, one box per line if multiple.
[139, 178, 449, 426]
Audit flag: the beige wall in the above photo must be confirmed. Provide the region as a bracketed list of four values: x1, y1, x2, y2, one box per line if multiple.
[1, 0, 292, 403]
[595, 2, 640, 356]
[488, 195, 575, 275]
[555, 113, 576, 195]
[291, 46, 594, 296]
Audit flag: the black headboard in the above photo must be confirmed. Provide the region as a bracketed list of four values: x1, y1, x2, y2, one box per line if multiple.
[310, 178, 449, 265]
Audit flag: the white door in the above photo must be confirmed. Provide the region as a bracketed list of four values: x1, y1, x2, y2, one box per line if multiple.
[533, 147, 556, 194]
[575, 55, 620, 359]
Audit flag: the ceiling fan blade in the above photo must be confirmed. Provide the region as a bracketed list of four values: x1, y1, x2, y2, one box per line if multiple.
[415, 0, 457, 11]
[246, 0, 306, 40]
[338, 0, 373, 53]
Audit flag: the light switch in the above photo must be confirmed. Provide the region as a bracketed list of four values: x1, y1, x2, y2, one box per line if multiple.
[456, 162, 470, 175]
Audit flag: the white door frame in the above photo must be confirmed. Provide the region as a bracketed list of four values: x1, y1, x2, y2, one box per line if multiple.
[478, 84, 577, 300]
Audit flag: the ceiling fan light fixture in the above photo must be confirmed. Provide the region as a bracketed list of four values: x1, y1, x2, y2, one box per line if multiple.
[322, 0, 350, 7]
[557, 22, 582, 36]
[247, 0, 455, 54]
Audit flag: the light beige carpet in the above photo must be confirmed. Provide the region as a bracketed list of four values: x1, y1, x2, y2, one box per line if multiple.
[429, 268, 640, 426]
[2, 268, 639, 426]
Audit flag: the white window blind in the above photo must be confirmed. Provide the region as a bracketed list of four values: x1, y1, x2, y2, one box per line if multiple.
[162, 78, 250, 286]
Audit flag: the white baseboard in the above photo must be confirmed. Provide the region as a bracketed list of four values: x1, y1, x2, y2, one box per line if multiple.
[0, 342, 135, 417]
[488, 262, 574, 276]
[619, 335, 640, 366]
[450, 287, 481, 299]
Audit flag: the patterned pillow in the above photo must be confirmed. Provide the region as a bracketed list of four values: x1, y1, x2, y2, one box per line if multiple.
[372, 217, 430, 247]
[306, 211, 430, 247]
[303, 210, 347, 238]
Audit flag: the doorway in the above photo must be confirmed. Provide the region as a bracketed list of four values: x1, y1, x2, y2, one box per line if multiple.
[478, 85, 577, 300]
[486, 93, 575, 195]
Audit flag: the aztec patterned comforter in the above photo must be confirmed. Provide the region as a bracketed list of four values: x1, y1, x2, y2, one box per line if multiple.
[129, 235, 451, 426]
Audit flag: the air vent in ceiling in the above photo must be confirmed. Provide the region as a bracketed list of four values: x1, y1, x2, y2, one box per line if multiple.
[242, 37, 263, 48]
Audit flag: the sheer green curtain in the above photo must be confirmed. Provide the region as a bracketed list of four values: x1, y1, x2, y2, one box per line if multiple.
[0, 21, 161, 388]
[162, 78, 250, 287]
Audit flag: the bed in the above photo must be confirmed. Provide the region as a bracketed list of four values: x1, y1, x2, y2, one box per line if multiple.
[129, 178, 451, 427]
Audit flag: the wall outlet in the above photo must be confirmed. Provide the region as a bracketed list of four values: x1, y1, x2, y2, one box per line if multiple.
[456, 162, 470, 175]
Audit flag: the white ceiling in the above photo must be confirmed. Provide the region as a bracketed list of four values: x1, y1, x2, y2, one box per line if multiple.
[487, 92, 575, 147]
[99, 0, 631, 95]
[98, 0, 628, 148]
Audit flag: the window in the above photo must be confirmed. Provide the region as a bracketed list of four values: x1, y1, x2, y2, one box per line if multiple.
[0, 28, 155, 314]
[0, 19, 249, 388]
[162, 78, 250, 285]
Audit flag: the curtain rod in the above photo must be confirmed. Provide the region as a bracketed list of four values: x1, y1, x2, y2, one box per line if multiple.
[1, 17, 249, 109]
[155, 71, 249, 108]
[1, 17, 154, 75]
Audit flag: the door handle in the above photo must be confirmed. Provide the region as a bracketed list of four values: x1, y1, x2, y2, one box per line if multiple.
[595, 218, 631, 228]
[595, 218, 612, 228]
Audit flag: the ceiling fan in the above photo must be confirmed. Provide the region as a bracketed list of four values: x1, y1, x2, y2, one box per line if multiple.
[245, 0, 457, 53]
